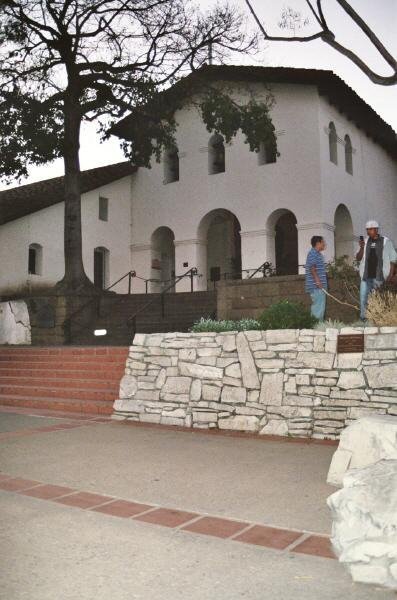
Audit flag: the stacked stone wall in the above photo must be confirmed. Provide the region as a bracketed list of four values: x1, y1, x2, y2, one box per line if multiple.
[113, 327, 397, 440]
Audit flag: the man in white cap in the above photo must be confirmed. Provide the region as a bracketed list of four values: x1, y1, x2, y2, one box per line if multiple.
[356, 220, 397, 320]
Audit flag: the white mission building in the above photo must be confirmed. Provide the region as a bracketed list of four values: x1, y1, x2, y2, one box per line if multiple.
[1, 66, 396, 297]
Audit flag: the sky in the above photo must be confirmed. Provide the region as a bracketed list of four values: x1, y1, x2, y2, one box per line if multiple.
[1, 0, 396, 189]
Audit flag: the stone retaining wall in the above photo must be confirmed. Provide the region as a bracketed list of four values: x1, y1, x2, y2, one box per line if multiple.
[113, 327, 397, 440]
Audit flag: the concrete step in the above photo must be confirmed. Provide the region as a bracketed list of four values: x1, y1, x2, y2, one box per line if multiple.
[0, 394, 113, 415]
[0, 367, 125, 380]
[0, 384, 116, 403]
[0, 377, 121, 391]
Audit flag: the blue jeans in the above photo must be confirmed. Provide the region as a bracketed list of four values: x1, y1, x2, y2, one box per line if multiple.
[310, 288, 326, 321]
[360, 278, 382, 319]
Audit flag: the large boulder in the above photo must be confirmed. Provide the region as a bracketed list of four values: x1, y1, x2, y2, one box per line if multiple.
[327, 415, 397, 486]
[327, 460, 397, 591]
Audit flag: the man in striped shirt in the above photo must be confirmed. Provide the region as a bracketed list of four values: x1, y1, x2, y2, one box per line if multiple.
[305, 236, 328, 321]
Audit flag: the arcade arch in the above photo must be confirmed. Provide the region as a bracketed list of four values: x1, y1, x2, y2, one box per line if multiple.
[266, 209, 298, 275]
[150, 226, 175, 292]
[334, 204, 354, 261]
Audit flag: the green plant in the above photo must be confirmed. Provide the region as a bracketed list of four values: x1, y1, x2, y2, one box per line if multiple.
[190, 317, 261, 333]
[258, 300, 317, 330]
[326, 255, 360, 305]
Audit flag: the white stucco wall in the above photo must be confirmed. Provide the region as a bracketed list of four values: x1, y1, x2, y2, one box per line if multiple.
[130, 81, 325, 292]
[0, 175, 132, 296]
[318, 96, 397, 252]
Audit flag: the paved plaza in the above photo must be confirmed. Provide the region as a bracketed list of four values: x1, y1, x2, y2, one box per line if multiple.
[0, 407, 393, 600]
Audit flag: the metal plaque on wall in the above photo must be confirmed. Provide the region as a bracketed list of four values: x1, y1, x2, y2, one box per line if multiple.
[337, 334, 364, 354]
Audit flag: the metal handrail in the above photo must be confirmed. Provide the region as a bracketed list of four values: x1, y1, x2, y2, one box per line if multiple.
[63, 269, 137, 341]
[127, 267, 199, 336]
[247, 261, 276, 279]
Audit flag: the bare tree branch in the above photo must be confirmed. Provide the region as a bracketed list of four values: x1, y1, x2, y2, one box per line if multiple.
[244, 0, 397, 86]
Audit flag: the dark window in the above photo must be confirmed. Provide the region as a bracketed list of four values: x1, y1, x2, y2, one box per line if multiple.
[99, 196, 108, 221]
[329, 122, 338, 164]
[209, 134, 225, 175]
[28, 244, 42, 275]
[28, 248, 37, 274]
[345, 135, 353, 175]
[163, 147, 179, 184]
[258, 140, 277, 166]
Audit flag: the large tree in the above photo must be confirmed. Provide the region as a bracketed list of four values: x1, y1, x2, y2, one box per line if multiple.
[244, 0, 397, 86]
[0, 0, 277, 292]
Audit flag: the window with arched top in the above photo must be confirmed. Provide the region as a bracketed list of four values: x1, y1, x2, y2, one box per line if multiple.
[258, 139, 277, 166]
[208, 134, 225, 175]
[28, 243, 43, 275]
[344, 135, 353, 175]
[329, 122, 337, 165]
[163, 146, 179, 184]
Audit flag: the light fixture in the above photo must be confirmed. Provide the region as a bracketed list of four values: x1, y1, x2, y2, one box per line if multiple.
[94, 329, 107, 336]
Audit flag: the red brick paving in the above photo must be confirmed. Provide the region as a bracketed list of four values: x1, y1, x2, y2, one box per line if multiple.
[134, 508, 199, 528]
[182, 516, 248, 539]
[233, 525, 303, 550]
[0, 470, 335, 559]
[291, 535, 336, 559]
[53, 491, 114, 509]
[0, 477, 41, 491]
[91, 500, 155, 518]
[19, 484, 76, 500]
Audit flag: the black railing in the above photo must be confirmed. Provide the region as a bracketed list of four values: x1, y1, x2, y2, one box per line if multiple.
[63, 269, 137, 342]
[247, 261, 276, 279]
[128, 267, 199, 338]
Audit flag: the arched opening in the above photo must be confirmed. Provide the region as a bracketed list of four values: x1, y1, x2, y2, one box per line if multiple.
[151, 227, 175, 292]
[267, 210, 298, 276]
[94, 247, 109, 289]
[28, 243, 43, 275]
[198, 209, 241, 287]
[334, 204, 354, 261]
[329, 122, 337, 165]
[208, 134, 225, 175]
[344, 135, 353, 175]
[163, 146, 179, 184]
[257, 139, 277, 166]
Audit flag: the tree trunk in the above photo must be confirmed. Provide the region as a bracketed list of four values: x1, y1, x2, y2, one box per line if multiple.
[56, 90, 94, 293]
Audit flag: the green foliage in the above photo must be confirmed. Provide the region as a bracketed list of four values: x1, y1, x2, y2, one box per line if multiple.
[326, 255, 359, 281]
[258, 300, 317, 330]
[199, 88, 278, 158]
[190, 317, 261, 333]
[0, 89, 63, 180]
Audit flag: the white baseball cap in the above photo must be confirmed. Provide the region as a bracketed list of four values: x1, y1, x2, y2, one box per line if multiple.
[365, 220, 379, 229]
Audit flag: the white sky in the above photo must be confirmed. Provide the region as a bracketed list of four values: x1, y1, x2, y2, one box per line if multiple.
[2, 0, 396, 189]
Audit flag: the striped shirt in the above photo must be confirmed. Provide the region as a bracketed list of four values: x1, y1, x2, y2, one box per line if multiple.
[305, 248, 328, 293]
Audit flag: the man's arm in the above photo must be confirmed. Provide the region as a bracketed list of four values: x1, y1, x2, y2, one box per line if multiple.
[356, 238, 365, 261]
[310, 265, 323, 288]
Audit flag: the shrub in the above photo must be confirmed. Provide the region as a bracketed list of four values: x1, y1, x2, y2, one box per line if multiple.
[366, 288, 397, 326]
[190, 317, 260, 333]
[258, 300, 317, 330]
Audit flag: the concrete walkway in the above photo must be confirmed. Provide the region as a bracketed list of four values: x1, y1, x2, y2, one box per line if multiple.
[0, 407, 393, 600]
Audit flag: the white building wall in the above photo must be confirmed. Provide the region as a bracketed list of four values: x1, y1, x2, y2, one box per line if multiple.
[0, 176, 132, 296]
[318, 96, 397, 257]
[130, 82, 324, 292]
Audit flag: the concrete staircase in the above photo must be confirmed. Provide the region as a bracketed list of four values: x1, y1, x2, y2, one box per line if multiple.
[71, 291, 217, 345]
[0, 347, 128, 415]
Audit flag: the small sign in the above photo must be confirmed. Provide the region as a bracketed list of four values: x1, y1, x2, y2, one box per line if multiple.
[337, 334, 364, 354]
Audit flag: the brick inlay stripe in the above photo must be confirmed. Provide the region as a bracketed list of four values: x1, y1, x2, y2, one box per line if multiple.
[53, 491, 114, 509]
[233, 525, 303, 550]
[291, 534, 336, 559]
[0, 473, 335, 560]
[91, 500, 155, 518]
[181, 516, 248, 539]
[135, 508, 199, 528]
